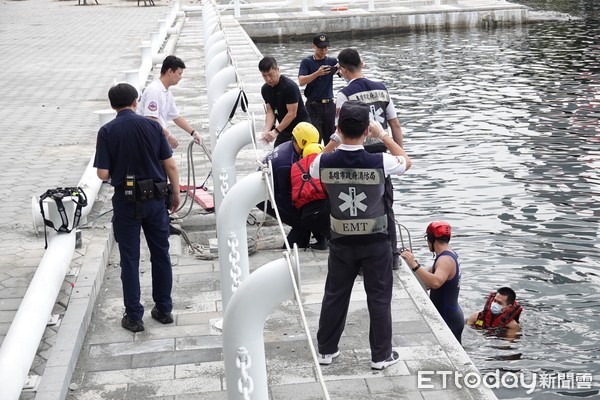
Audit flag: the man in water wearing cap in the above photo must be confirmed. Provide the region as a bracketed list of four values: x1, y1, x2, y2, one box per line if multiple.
[298, 33, 339, 145]
[310, 100, 412, 370]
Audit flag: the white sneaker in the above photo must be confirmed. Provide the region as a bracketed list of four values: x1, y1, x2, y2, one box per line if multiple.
[318, 350, 340, 365]
[371, 350, 400, 370]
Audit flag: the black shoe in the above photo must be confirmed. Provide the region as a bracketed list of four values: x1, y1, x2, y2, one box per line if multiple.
[392, 254, 400, 270]
[310, 239, 328, 251]
[151, 306, 174, 324]
[121, 314, 144, 332]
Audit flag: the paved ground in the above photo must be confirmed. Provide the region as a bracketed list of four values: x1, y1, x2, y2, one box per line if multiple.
[0, 0, 505, 399]
[0, 0, 173, 388]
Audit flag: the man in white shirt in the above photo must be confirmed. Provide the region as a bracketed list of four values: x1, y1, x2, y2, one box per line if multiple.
[138, 55, 202, 149]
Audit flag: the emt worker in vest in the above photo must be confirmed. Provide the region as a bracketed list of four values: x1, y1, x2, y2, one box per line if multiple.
[310, 100, 411, 369]
[467, 287, 522, 334]
[332, 48, 404, 270]
[95, 83, 181, 333]
[401, 221, 464, 344]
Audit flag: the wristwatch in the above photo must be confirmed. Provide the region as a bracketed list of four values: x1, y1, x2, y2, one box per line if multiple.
[412, 263, 421, 272]
[330, 133, 341, 144]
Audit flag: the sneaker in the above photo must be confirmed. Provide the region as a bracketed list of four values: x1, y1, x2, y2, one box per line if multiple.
[371, 350, 400, 370]
[121, 314, 144, 333]
[151, 306, 174, 324]
[318, 350, 340, 365]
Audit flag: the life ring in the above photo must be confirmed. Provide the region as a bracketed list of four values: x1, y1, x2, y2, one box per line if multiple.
[331, 6, 348, 11]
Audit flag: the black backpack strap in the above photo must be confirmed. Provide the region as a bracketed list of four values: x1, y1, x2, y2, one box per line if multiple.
[228, 88, 249, 120]
[38, 187, 88, 249]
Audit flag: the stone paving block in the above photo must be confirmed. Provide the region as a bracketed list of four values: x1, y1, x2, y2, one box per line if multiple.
[89, 338, 174, 357]
[82, 365, 174, 386]
[65, 383, 129, 400]
[78, 353, 134, 373]
[175, 335, 222, 351]
[131, 347, 222, 369]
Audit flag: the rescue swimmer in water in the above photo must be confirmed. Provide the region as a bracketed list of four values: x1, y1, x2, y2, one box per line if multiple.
[467, 287, 522, 335]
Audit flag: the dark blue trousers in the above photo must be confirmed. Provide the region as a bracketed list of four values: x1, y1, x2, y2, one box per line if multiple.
[112, 195, 172, 321]
[317, 238, 393, 362]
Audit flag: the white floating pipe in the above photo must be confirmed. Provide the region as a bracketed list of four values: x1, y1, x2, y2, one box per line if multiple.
[217, 171, 269, 311]
[204, 30, 225, 55]
[207, 65, 237, 114]
[211, 119, 255, 213]
[223, 256, 299, 400]
[125, 70, 141, 94]
[206, 50, 230, 84]
[0, 232, 77, 400]
[208, 88, 243, 153]
[0, 111, 105, 399]
[139, 44, 153, 88]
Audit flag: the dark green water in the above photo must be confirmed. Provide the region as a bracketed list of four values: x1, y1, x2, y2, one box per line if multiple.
[256, 1, 599, 398]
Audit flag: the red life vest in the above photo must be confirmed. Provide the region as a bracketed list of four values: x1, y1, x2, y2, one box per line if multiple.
[291, 154, 326, 209]
[475, 291, 522, 329]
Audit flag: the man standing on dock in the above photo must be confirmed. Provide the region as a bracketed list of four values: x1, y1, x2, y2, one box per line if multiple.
[259, 56, 310, 147]
[138, 55, 202, 149]
[298, 33, 338, 145]
[332, 48, 405, 270]
[310, 100, 411, 369]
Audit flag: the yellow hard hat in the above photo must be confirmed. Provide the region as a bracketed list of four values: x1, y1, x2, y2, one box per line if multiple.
[292, 122, 319, 149]
[302, 143, 324, 158]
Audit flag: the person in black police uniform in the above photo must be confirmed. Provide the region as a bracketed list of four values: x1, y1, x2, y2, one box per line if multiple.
[329, 48, 405, 270]
[259, 56, 311, 147]
[298, 33, 338, 145]
[310, 100, 412, 369]
[94, 83, 181, 333]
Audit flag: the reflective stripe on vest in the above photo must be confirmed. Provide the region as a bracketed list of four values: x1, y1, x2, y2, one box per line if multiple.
[320, 165, 387, 239]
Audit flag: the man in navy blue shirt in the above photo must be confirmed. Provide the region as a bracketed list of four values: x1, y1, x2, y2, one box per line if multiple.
[94, 83, 181, 333]
[299, 33, 338, 145]
[259, 56, 310, 147]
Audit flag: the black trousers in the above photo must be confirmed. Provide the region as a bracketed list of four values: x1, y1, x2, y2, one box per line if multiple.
[306, 101, 336, 145]
[317, 238, 393, 362]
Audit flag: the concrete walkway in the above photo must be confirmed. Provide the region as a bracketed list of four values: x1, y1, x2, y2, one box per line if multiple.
[0, 0, 514, 398]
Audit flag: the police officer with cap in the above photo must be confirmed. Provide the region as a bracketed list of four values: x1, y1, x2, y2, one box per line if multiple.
[298, 33, 339, 145]
[95, 83, 181, 333]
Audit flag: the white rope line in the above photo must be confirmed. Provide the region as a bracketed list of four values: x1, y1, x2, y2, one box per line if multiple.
[260, 160, 332, 400]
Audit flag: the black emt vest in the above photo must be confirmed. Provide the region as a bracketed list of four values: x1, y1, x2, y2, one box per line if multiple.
[319, 149, 388, 241]
[340, 78, 391, 153]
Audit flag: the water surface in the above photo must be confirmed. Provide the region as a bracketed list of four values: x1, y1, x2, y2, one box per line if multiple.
[257, 1, 600, 397]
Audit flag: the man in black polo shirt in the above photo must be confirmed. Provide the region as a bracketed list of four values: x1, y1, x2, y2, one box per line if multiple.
[259, 56, 310, 147]
[298, 33, 338, 145]
[94, 83, 181, 333]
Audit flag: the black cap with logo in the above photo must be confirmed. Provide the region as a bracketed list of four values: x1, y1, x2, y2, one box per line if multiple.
[313, 33, 330, 48]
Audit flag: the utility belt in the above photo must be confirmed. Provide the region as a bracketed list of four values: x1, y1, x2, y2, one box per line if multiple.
[309, 98, 334, 105]
[116, 178, 171, 204]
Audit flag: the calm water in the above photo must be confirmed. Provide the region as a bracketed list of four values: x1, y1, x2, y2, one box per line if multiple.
[256, 1, 600, 398]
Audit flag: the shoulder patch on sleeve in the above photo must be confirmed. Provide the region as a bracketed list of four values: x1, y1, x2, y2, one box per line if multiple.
[148, 101, 158, 112]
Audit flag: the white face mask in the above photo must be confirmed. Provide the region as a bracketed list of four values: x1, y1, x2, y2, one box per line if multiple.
[491, 302, 503, 315]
